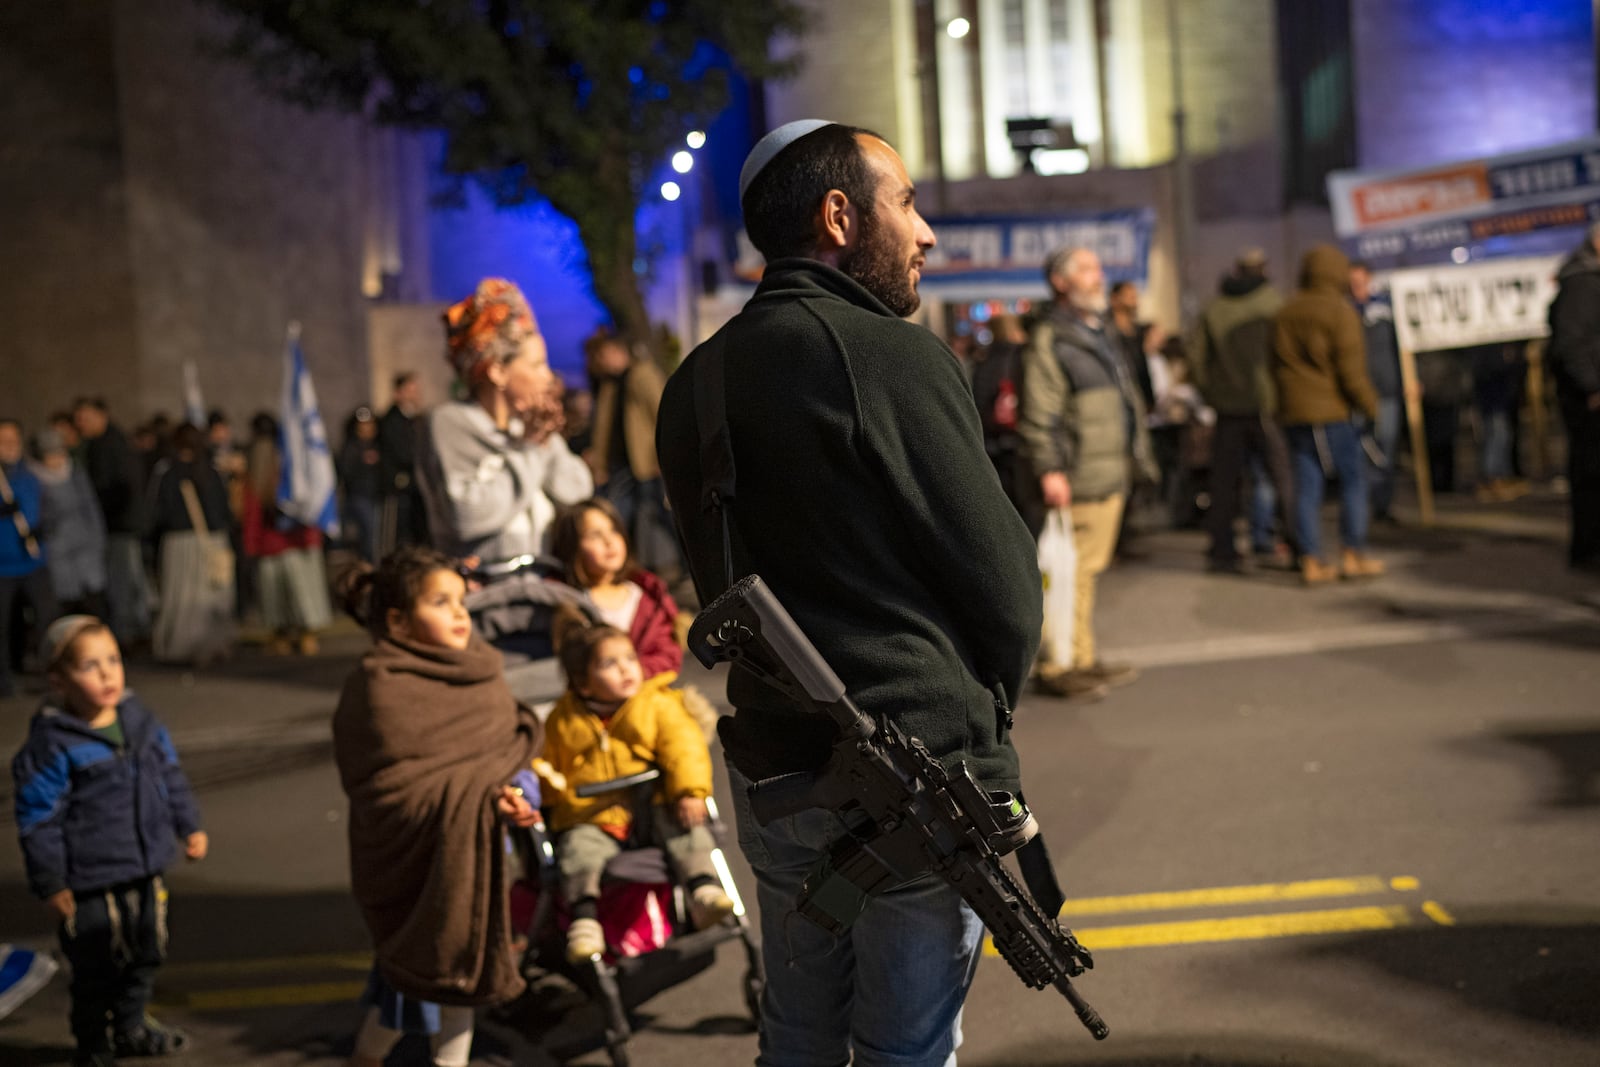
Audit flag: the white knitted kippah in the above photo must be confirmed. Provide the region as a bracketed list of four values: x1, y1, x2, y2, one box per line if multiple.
[738, 119, 836, 201]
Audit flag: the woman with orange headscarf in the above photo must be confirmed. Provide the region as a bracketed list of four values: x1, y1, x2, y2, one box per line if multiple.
[414, 279, 593, 562]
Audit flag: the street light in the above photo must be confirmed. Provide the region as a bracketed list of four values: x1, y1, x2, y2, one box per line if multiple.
[946, 16, 970, 38]
[661, 181, 681, 201]
[672, 150, 694, 174]
[686, 130, 706, 149]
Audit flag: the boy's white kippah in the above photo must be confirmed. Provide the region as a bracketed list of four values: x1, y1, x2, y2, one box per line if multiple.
[40, 615, 103, 669]
[738, 119, 836, 201]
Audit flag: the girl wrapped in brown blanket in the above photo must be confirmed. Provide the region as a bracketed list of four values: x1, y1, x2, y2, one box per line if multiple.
[331, 548, 543, 1067]
[334, 631, 538, 1005]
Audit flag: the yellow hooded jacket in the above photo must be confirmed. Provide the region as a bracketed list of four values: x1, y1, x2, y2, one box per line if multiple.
[541, 672, 712, 834]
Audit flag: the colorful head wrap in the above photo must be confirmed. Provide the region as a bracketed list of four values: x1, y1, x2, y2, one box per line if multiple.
[443, 277, 539, 383]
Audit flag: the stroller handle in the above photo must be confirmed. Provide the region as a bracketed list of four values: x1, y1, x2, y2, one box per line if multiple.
[573, 767, 663, 799]
[468, 553, 564, 582]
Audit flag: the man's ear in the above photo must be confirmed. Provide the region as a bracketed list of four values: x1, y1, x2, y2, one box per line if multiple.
[817, 189, 857, 251]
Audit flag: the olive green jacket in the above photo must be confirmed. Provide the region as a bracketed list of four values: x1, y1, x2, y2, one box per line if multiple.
[1018, 305, 1155, 502]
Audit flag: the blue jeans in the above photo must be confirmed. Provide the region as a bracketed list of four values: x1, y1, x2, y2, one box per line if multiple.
[1479, 408, 1513, 482]
[1285, 421, 1369, 559]
[1247, 453, 1277, 553]
[728, 759, 984, 1067]
[1366, 397, 1402, 517]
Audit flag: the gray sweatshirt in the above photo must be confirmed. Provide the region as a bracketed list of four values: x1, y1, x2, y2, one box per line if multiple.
[415, 401, 593, 562]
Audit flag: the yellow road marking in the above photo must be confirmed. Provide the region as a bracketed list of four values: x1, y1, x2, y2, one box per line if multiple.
[163, 980, 368, 1012]
[987, 904, 1411, 956]
[1422, 900, 1456, 926]
[163, 952, 372, 977]
[1390, 876, 1421, 891]
[1062, 875, 1392, 917]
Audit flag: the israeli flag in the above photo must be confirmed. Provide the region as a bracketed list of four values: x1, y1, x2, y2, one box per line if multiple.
[0, 943, 58, 1021]
[277, 324, 340, 536]
[182, 359, 206, 429]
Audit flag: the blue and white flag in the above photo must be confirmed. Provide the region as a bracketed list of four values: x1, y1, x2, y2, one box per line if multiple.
[0, 943, 58, 1021]
[276, 325, 340, 536]
[182, 359, 206, 429]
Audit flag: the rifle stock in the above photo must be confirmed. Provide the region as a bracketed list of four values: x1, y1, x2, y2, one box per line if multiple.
[688, 575, 1109, 1040]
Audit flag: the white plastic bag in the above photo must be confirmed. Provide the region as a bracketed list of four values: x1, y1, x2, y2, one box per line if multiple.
[1037, 507, 1078, 669]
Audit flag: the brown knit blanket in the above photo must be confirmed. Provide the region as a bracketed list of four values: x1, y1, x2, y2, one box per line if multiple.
[333, 634, 538, 1006]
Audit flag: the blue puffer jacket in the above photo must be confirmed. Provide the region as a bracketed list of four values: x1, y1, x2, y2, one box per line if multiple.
[11, 692, 202, 897]
[0, 461, 47, 579]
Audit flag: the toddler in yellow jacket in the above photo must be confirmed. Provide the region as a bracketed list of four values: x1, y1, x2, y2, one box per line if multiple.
[540, 610, 734, 963]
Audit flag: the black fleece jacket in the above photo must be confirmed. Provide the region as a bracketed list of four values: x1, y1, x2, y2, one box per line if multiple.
[1549, 247, 1600, 398]
[657, 260, 1041, 793]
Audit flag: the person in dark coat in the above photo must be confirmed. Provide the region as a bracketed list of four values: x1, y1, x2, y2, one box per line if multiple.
[1547, 223, 1600, 572]
[146, 424, 236, 665]
[969, 312, 1031, 516]
[377, 372, 428, 551]
[72, 399, 150, 644]
[1350, 261, 1404, 522]
[340, 406, 385, 563]
[1191, 250, 1296, 572]
[656, 121, 1043, 1066]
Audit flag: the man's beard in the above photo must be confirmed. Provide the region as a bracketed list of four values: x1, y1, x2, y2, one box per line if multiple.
[841, 210, 921, 317]
[1069, 288, 1108, 316]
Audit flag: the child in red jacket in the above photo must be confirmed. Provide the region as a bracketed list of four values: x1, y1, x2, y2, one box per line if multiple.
[549, 498, 682, 679]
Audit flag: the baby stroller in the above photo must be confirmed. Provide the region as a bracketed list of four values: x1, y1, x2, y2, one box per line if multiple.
[511, 766, 763, 1067]
[467, 556, 762, 1063]
[464, 554, 590, 709]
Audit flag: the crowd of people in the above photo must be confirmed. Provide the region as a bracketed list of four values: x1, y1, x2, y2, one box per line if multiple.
[0, 294, 687, 695]
[10, 116, 1599, 1067]
[0, 398, 353, 691]
[950, 235, 1587, 702]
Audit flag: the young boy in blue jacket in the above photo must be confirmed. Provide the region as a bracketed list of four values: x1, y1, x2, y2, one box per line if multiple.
[11, 615, 207, 1067]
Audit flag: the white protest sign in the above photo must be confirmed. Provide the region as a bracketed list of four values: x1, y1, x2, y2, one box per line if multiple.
[1388, 255, 1560, 351]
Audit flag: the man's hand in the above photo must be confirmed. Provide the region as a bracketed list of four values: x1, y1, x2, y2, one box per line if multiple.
[44, 888, 74, 923]
[676, 796, 708, 829]
[185, 831, 209, 861]
[1041, 471, 1072, 509]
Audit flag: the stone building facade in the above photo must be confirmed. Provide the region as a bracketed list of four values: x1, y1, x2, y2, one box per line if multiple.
[2, 0, 430, 431]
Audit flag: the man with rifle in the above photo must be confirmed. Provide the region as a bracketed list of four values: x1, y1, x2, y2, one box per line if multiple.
[658, 121, 1102, 1065]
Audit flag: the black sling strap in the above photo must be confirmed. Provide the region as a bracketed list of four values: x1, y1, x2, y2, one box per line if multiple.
[692, 342, 738, 588]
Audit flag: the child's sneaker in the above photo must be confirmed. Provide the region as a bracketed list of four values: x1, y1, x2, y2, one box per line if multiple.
[565, 917, 606, 963]
[113, 1014, 189, 1056]
[689, 884, 736, 930]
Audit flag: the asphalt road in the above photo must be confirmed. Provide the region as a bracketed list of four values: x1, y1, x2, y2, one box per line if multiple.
[3, 505, 1598, 1067]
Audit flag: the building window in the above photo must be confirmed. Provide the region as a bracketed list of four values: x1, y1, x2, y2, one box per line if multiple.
[977, 0, 1100, 176]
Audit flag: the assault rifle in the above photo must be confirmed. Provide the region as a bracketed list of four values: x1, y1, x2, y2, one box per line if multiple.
[687, 575, 1108, 1040]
